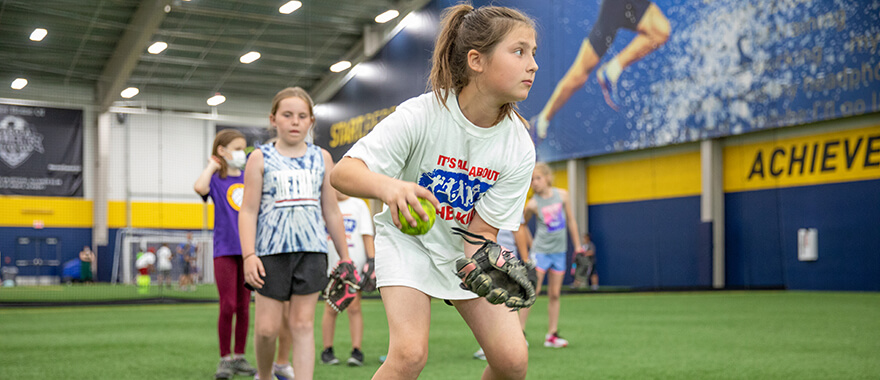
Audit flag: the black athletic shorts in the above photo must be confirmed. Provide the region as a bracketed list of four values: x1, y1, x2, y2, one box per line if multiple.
[248, 252, 329, 301]
[587, 0, 652, 57]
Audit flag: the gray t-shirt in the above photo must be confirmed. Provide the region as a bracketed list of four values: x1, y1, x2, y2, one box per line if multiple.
[531, 189, 567, 254]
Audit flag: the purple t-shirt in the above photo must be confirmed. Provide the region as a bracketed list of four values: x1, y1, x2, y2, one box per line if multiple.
[207, 173, 245, 258]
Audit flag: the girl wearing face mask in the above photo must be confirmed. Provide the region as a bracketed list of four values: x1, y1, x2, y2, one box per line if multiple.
[194, 129, 259, 380]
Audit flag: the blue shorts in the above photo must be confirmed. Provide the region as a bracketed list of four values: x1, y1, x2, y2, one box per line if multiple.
[535, 252, 567, 273]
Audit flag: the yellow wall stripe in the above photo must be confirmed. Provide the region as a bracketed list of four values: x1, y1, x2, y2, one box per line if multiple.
[551, 166, 568, 191]
[0, 196, 93, 228]
[588, 151, 701, 205]
[129, 201, 211, 230]
[108, 201, 127, 229]
[724, 126, 880, 192]
[0, 197, 214, 229]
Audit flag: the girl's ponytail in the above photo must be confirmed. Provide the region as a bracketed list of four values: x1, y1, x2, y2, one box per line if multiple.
[429, 4, 474, 107]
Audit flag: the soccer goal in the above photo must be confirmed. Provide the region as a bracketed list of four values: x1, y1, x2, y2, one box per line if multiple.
[111, 228, 214, 285]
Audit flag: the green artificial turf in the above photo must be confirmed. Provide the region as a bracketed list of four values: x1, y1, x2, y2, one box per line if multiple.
[1, 291, 878, 379]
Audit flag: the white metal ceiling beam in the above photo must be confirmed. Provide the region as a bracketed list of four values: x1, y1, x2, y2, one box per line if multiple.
[96, 0, 171, 113]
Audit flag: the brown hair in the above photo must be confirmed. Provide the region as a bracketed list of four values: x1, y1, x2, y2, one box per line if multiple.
[534, 161, 552, 185]
[212, 129, 246, 179]
[269, 86, 316, 139]
[429, 2, 536, 126]
[270, 87, 315, 119]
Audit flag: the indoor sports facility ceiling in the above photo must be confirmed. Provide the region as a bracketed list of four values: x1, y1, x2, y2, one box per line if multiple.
[0, 0, 428, 112]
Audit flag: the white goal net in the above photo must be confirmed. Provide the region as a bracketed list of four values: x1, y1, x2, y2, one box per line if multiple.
[111, 228, 214, 285]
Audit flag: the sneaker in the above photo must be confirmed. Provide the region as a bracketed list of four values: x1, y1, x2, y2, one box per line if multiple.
[215, 359, 234, 380]
[273, 363, 295, 380]
[231, 357, 258, 376]
[544, 332, 569, 348]
[473, 348, 486, 360]
[596, 64, 621, 111]
[378, 355, 387, 364]
[528, 114, 551, 141]
[534, 112, 551, 139]
[347, 348, 364, 366]
[321, 347, 339, 365]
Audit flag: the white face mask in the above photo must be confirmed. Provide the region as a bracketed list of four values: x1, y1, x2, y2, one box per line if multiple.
[225, 150, 247, 169]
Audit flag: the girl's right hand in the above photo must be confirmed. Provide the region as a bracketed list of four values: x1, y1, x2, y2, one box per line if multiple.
[207, 155, 222, 171]
[381, 179, 440, 230]
[243, 255, 265, 289]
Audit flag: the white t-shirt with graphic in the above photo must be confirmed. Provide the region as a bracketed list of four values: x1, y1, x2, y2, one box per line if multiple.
[326, 197, 374, 275]
[344, 92, 535, 299]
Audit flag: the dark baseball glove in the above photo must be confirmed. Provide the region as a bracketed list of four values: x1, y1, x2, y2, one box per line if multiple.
[452, 228, 537, 311]
[324, 260, 361, 312]
[360, 257, 377, 293]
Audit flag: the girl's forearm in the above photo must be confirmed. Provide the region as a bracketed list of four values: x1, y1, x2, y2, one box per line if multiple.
[238, 209, 257, 256]
[193, 165, 216, 195]
[330, 157, 391, 201]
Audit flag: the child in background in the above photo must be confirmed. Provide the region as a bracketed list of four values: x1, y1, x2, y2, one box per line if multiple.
[239, 87, 352, 380]
[193, 129, 258, 379]
[521, 162, 585, 348]
[176, 232, 197, 292]
[571, 232, 598, 290]
[78, 246, 95, 284]
[155, 243, 173, 288]
[135, 247, 155, 295]
[330, 4, 538, 379]
[320, 188, 375, 367]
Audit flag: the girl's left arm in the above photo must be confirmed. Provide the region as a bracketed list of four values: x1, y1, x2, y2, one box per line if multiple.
[560, 188, 584, 253]
[464, 210, 499, 259]
[321, 149, 351, 262]
[239, 149, 266, 288]
[363, 235, 375, 260]
[513, 224, 532, 263]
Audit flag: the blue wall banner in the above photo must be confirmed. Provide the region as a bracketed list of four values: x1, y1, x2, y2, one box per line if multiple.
[522, 0, 879, 161]
[0, 104, 83, 196]
[317, 0, 879, 163]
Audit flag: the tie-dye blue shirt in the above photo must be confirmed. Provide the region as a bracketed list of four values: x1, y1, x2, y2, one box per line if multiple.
[255, 142, 328, 256]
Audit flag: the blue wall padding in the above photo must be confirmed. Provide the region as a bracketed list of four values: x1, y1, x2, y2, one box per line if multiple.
[588, 196, 708, 289]
[725, 179, 880, 291]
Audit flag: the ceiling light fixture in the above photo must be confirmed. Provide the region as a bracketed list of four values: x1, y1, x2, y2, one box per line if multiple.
[240, 51, 261, 64]
[207, 93, 226, 106]
[330, 60, 351, 73]
[279, 1, 302, 14]
[30, 28, 48, 41]
[375, 10, 399, 24]
[148, 41, 168, 54]
[11, 78, 28, 90]
[121, 87, 139, 99]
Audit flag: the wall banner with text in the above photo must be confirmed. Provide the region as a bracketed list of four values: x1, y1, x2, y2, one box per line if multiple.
[0, 104, 83, 196]
[318, 0, 879, 163]
[522, 0, 880, 161]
